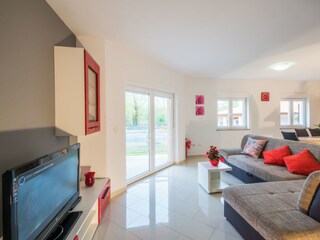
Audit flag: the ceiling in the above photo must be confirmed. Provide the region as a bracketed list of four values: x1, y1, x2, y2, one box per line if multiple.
[47, 0, 320, 80]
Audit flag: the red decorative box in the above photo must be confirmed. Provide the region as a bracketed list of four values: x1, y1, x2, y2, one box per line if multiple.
[98, 179, 111, 223]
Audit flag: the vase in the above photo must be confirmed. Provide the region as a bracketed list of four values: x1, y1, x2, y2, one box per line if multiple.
[85, 171, 95, 187]
[209, 160, 219, 167]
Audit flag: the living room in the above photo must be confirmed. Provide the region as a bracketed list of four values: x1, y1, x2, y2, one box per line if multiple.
[1, 0, 320, 240]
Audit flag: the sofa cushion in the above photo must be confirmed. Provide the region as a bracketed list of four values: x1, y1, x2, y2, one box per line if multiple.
[242, 137, 267, 158]
[255, 164, 305, 182]
[284, 150, 320, 176]
[235, 193, 296, 228]
[223, 180, 303, 208]
[227, 155, 306, 181]
[263, 145, 291, 166]
[219, 148, 243, 161]
[256, 210, 320, 240]
[297, 171, 320, 215]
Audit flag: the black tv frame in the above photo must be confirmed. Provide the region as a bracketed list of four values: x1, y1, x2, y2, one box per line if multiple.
[2, 143, 81, 240]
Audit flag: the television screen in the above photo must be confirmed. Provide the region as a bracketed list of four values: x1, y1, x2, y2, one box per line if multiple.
[3, 144, 80, 240]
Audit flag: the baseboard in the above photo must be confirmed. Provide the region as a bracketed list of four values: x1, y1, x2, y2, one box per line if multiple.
[175, 159, 186, 165]
[111, 186, 127, 198]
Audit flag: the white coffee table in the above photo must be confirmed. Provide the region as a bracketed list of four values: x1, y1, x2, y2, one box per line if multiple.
[198, 161, 232, 193]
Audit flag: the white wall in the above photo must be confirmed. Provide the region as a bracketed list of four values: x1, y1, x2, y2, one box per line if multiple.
[105, 40, 186, 193]
[186, 78, 320, 155]
[71, 37, 186, 194]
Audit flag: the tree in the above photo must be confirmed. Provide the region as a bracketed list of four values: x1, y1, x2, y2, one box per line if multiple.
[132, 96, 139, 126]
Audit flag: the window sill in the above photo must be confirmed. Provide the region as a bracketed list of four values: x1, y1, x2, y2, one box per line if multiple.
[280, 126, 306, 130]
[216, 128, 250, 131]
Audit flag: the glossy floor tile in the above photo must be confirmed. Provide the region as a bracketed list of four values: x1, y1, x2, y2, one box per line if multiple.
[93, 156, 244, 240]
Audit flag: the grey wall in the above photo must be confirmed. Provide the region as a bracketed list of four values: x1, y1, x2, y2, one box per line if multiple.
[0, 0, 76, 235]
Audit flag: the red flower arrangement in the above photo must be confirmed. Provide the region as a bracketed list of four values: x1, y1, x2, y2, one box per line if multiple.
[205, 146, 224, 166]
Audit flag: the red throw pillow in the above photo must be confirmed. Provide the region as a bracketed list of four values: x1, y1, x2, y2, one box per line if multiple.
[283, 150, 320, 176]
[263, 145, 291, 166]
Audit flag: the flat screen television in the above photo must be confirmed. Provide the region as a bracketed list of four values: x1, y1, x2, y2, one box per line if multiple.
[2, 143, 81, 240]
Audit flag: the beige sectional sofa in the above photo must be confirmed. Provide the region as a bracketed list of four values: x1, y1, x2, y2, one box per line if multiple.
[223, 179, 320, 240]
[220, 135, 320, 240]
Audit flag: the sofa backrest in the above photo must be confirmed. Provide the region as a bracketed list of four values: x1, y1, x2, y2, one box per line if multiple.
[241, 134, 320, 161]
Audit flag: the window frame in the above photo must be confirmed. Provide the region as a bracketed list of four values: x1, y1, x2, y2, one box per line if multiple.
[216, 97, 249, 130]
[280, 98, 307, 128]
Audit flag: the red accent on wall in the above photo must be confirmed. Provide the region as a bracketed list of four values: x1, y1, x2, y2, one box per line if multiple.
[84, 50, 101, 135]
[261, 92, 270, 101]
[195, 95, 205, 105]
[98, 179, 111, 224]
[195, 106, 205, 115]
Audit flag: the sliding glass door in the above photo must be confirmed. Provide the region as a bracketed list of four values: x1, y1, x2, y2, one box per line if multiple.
[126, 89, 173, 182]
[154, 95, 172, 168]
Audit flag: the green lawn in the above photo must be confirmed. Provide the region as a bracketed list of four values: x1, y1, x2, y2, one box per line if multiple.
[126, 144, 168, 156]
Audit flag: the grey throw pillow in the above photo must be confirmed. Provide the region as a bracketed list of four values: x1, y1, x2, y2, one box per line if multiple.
[297, 171, 320, 214]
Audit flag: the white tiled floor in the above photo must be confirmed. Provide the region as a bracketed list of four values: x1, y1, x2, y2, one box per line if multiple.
[93, 156, 245, 240]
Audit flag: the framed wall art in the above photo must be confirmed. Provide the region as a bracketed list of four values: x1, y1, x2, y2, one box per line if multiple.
[195, 95, 205, 105]
[84, 50, 101, 135]
[195, 106, 205, 116]
[261, 92, 270, 102]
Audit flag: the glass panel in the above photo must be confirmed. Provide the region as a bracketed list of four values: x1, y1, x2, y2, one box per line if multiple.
[232, 100, 244, 126]
[154, 96, 170, 168]
[293, 100, 304, 125]
[88, 67, 97, 121]
[217, 100, 229, 127]
[126, 91, 150, 180]
[280, 100, 290, 125]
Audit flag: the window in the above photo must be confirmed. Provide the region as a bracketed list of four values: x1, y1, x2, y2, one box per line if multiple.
[280, 98, 306, 127]
[217, 98, 248, 129]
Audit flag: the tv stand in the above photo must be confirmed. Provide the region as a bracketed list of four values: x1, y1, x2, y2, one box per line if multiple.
[70, 196, 82, 211]
[47, 211, 82, 240]
[66, 178, 110, 240]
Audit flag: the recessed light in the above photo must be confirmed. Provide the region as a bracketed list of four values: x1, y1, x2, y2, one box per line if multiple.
[269, 62, 295, 71]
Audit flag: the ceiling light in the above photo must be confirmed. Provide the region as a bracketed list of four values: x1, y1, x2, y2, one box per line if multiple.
[269, 62, 295, 71]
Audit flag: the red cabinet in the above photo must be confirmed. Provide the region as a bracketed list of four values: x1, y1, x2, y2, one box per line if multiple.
[98, 179, 111, 223]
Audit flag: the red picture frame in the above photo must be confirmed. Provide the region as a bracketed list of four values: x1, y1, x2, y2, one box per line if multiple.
[195, 106, 205, 116]
[195, 95, 205, 105]
[84, 50, 100, 135]
[261, 92, 270, 102]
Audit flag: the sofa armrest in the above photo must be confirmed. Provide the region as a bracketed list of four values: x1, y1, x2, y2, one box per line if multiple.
[220, 148, 243, 160]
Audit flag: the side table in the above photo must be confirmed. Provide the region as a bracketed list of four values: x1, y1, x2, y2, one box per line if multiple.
[198, 162, 232, 193]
